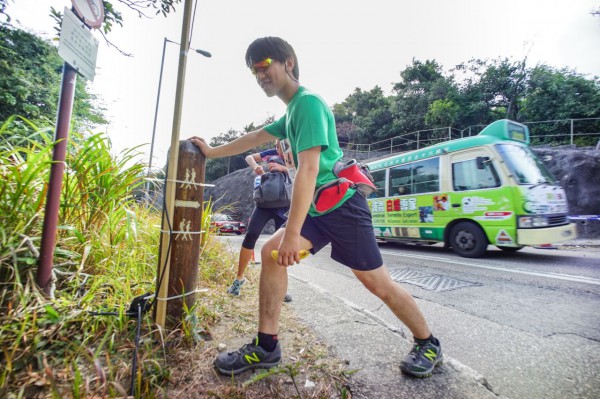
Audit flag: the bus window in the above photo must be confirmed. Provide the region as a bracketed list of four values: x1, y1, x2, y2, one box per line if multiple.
[389, 164, 411, 196]
[369, 169, 386, 198]
[413, 158, 440, 194]
[496, 144, 555, 184]
[452, 158, 501, 191]
[389, 158, 440, 195]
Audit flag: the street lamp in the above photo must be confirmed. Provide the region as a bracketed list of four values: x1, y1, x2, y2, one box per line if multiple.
[146, 37, 211, 196]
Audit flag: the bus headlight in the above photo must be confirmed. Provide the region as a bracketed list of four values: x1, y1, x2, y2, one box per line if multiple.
[518, 216, 549, 228]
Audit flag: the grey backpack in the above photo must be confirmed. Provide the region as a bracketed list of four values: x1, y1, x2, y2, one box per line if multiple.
[253, 171, 293, 208]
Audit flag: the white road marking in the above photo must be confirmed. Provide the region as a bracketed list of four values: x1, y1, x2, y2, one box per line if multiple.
[380, 251, 600, 286]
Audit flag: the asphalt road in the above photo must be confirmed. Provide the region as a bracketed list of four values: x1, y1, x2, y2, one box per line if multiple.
[219, 236, 600, 398]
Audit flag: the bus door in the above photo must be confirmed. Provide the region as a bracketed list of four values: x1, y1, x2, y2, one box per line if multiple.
[448, 149, 515, 245]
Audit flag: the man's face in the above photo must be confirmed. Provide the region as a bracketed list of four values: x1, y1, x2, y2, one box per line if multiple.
[275, 140, 284, 157]
[251, 57, 288, 97]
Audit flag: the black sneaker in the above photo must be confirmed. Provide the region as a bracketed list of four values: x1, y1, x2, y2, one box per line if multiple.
[214, 338, 282, 375]
[400, 338, 443, 378]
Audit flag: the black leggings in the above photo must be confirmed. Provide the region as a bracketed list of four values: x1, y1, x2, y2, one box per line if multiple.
[242, 206, 287, 249]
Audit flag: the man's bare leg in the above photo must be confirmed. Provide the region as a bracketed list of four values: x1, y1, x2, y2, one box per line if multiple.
[258, 228, 312, 334]
[352, 265, 431, 339]
[236, 247, 253, 280]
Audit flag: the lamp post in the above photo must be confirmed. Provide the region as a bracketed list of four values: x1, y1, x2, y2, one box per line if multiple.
[146, 37, 211, 197]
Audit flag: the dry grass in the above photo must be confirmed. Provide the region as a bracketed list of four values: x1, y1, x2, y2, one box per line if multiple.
[162, 260, 354, 399]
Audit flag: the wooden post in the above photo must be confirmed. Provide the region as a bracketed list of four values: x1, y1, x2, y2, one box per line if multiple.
[154, 0, 194, 328]
[158, 140, 205, 327]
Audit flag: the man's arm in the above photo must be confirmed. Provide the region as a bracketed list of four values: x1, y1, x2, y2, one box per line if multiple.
[189, 128, 275, 158]
[276, 146, 320, 266]
[245, 153, 264, 175]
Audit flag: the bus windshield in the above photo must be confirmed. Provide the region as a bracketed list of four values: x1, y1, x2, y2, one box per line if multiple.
[496, 144, 555, 185]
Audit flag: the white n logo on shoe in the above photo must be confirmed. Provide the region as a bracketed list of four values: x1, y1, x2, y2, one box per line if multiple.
[245, 352, 261, 364]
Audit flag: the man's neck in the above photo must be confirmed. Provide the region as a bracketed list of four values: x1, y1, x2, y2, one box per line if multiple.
[277, 81, 301, 105]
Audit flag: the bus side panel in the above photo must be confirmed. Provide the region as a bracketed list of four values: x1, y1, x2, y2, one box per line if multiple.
[447, 186, 520, 247]
[370, 195, 446, 241]
[370, 188, 519, 244]
[452, 186, 518, 247]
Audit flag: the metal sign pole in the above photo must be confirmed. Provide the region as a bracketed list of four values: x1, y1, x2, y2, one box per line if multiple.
[37, 63, 78, 294]
[37, 1, 101, 294]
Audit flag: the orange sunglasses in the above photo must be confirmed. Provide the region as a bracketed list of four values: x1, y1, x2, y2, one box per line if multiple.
[250, 57, 273, 75]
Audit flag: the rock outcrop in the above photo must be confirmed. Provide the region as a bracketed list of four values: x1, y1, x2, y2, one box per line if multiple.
[533, 147, 600, 237]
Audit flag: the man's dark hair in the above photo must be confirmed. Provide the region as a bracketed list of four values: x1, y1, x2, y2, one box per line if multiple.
[245, 37, 299, 80]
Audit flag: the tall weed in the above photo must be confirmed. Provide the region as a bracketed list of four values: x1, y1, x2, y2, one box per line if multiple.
[0, 117, 236, 397]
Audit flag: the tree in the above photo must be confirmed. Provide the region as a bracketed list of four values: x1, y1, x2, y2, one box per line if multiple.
[521, 65, 600, 121]
[205, 116, 276, 182]
[332, 86, 393, 144]
[520, 65, 600, 145]
[451, 58, 527, 128]
[425, 99, 460, 127]
[391, 59, 457, 134]
[0, 25, 106, 129]
[477, 58, 527, 120]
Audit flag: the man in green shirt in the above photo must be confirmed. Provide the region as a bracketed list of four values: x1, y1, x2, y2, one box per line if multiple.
[189, 36, 442, 378]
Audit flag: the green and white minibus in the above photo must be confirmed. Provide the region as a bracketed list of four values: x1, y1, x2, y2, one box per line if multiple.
[366, 119, 577, 258]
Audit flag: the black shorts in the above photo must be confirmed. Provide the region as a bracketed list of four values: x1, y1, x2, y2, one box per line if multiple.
[300, 191, 383, 271]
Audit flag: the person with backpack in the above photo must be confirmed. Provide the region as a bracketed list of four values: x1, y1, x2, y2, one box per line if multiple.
[189, 36, 442, 379]
[227, 141, 292, 303]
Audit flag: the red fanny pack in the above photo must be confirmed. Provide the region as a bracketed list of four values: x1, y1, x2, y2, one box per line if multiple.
[312, 178, 355, 214]
[333, 160, 377, 196]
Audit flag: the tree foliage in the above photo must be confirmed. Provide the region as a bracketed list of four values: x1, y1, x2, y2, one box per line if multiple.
[332, 57, 600, 146]
[204, 116, 275, 182]
[0, 25, 106, 131]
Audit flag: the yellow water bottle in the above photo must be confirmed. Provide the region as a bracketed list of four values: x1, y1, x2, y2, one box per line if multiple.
[271, 250, 310, 262]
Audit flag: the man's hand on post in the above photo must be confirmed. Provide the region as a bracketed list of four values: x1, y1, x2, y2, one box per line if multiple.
[188, 136, 213, 157]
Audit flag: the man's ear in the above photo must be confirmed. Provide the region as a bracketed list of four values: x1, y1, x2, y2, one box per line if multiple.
[285, 57, 294, 73]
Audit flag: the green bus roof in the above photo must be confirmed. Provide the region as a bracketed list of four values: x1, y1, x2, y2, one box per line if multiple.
[367, 119, 529, 170]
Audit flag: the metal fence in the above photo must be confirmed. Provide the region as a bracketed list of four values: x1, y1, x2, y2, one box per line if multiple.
[342, 118, 600, 161]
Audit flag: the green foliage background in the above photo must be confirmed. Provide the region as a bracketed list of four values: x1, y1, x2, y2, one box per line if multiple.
[0, 25, 107, 133]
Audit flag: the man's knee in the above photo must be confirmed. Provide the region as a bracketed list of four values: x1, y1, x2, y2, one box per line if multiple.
[357, 268, 395, 298]
[260, 239, 279, 261]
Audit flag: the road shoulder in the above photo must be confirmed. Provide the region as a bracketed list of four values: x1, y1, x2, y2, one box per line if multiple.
[287, 273, 504, 399]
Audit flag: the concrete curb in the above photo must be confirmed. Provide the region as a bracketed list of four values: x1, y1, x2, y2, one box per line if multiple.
[287, 274, 506, 399]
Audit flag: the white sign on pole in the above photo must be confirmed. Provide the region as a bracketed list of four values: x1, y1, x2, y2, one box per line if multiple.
[58, 7, 99, 81]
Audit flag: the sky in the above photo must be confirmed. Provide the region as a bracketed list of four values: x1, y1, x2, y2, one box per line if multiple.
[6, 0, 600, 168]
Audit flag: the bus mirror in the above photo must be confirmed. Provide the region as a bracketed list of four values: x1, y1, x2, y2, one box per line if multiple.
[476, 156, 490, 169]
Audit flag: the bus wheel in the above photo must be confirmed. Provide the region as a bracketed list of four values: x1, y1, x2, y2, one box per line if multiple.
[497, 245, 524, 252]
[450, 222, 488, 258]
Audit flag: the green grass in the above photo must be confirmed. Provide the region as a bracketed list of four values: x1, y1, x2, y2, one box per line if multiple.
[0, 117, 239, 398]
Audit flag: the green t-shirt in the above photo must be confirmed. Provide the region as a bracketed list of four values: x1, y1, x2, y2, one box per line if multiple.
[264, 86, 355, 216]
